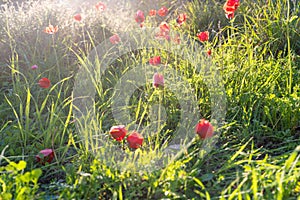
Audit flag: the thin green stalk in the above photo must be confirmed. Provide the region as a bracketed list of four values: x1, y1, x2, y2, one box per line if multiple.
[155, 90, 162, 150]
[52, 34, 61, 80]
[286, 0, 292, 95]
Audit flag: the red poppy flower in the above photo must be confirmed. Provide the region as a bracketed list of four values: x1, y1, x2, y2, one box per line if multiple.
[195, 119, 214, 139]
[36, 149, 54, 165]
[95, 2, 106, 11]
[149, 9, 156, 16]
[149, 56, 161, 65]
[176, 13, 187, 25]
[155, 22, 170, 40]
[44, 24, 58, 34]
[127, 132, 143, 149]
[223, 0, 239, 19]
[74, 13, 82, 22]
[197, 31, 209, 42]
[109, 34, 121, 44]
[159, 21, 170, 34]
[109, 125, 127, 141]
[38, 77, 51, 88]
[207, 49, 212, 56]
[157, 6, 168, 17]
[135, 10, 145, 23]
[153, 72, 164, 88]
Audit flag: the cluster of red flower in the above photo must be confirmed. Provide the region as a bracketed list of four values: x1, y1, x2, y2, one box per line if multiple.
[109, 125, 144, 149]
[35, 1, 217, 165]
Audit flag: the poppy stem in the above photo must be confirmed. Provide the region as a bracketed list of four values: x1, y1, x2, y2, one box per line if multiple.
[52, 35, 61, 80]
[286, 0, 292, 95]
[155, 90, 163, 149]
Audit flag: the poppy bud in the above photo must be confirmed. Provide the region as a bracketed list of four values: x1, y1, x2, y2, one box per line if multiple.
[135, 10, 145, 23]
[195, 119, 214, 139]
[38, 77, 51, 88]
[127, 132, 143, 149]
[109, 125, 127, 141]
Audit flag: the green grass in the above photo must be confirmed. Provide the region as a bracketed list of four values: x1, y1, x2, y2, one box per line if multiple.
[0, 0, 300, 199]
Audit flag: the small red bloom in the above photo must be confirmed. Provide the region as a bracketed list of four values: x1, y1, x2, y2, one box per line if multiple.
[155, 22, 170, 40]
[38, 77, 51, 88]
[44, 24, 58, 34]
[157, 6, 168, 17]
[153, 72, 164, 88]
[109, 34, 121, 44]
[127, 132, 143, 149]
[74, 13, 82, 21]
[195, 119, 214, 139]
[159, 21, 170, 34]
[176, 13, 187, 25]
[109, 125, 127, 141]
[207, 49, 212, 56]
[135, 10, 145, 23]
[36, 149, 54, 165]
[197, 31, 209, 42]
[95, 2, 106, 11]
[149, 9, 156, 16]
[149, 56, 161, 65]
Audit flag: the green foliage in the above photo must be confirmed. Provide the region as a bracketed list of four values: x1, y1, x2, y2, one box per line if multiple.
[0, 0, 299, 199]
[0, 151, 42, 200]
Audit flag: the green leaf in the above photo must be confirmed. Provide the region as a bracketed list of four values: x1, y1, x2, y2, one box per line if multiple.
[31, 169, 42, 180]
[18, 172, 31, 183]
[1, 193, 13, 200]
[284, 150, 298, 171]
[9, 161, 26, 171]
[193, 177, 205, 189]
[15, 161, 26, 171]
[289, 15, 298, 23]
[230, 139, 252, 162]
[118, 184, 123, 200]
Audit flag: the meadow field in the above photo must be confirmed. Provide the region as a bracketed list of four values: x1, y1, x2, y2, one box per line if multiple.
[0, 0, 299, 199]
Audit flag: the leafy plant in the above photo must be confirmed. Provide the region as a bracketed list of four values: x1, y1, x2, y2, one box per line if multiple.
[0, 147, 42, 200]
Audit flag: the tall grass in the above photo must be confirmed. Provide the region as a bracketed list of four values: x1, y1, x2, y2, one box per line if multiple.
[0, 0, 299, 199]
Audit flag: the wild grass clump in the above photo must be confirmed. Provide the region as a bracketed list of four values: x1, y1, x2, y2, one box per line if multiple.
[185, 0, 300, 149]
